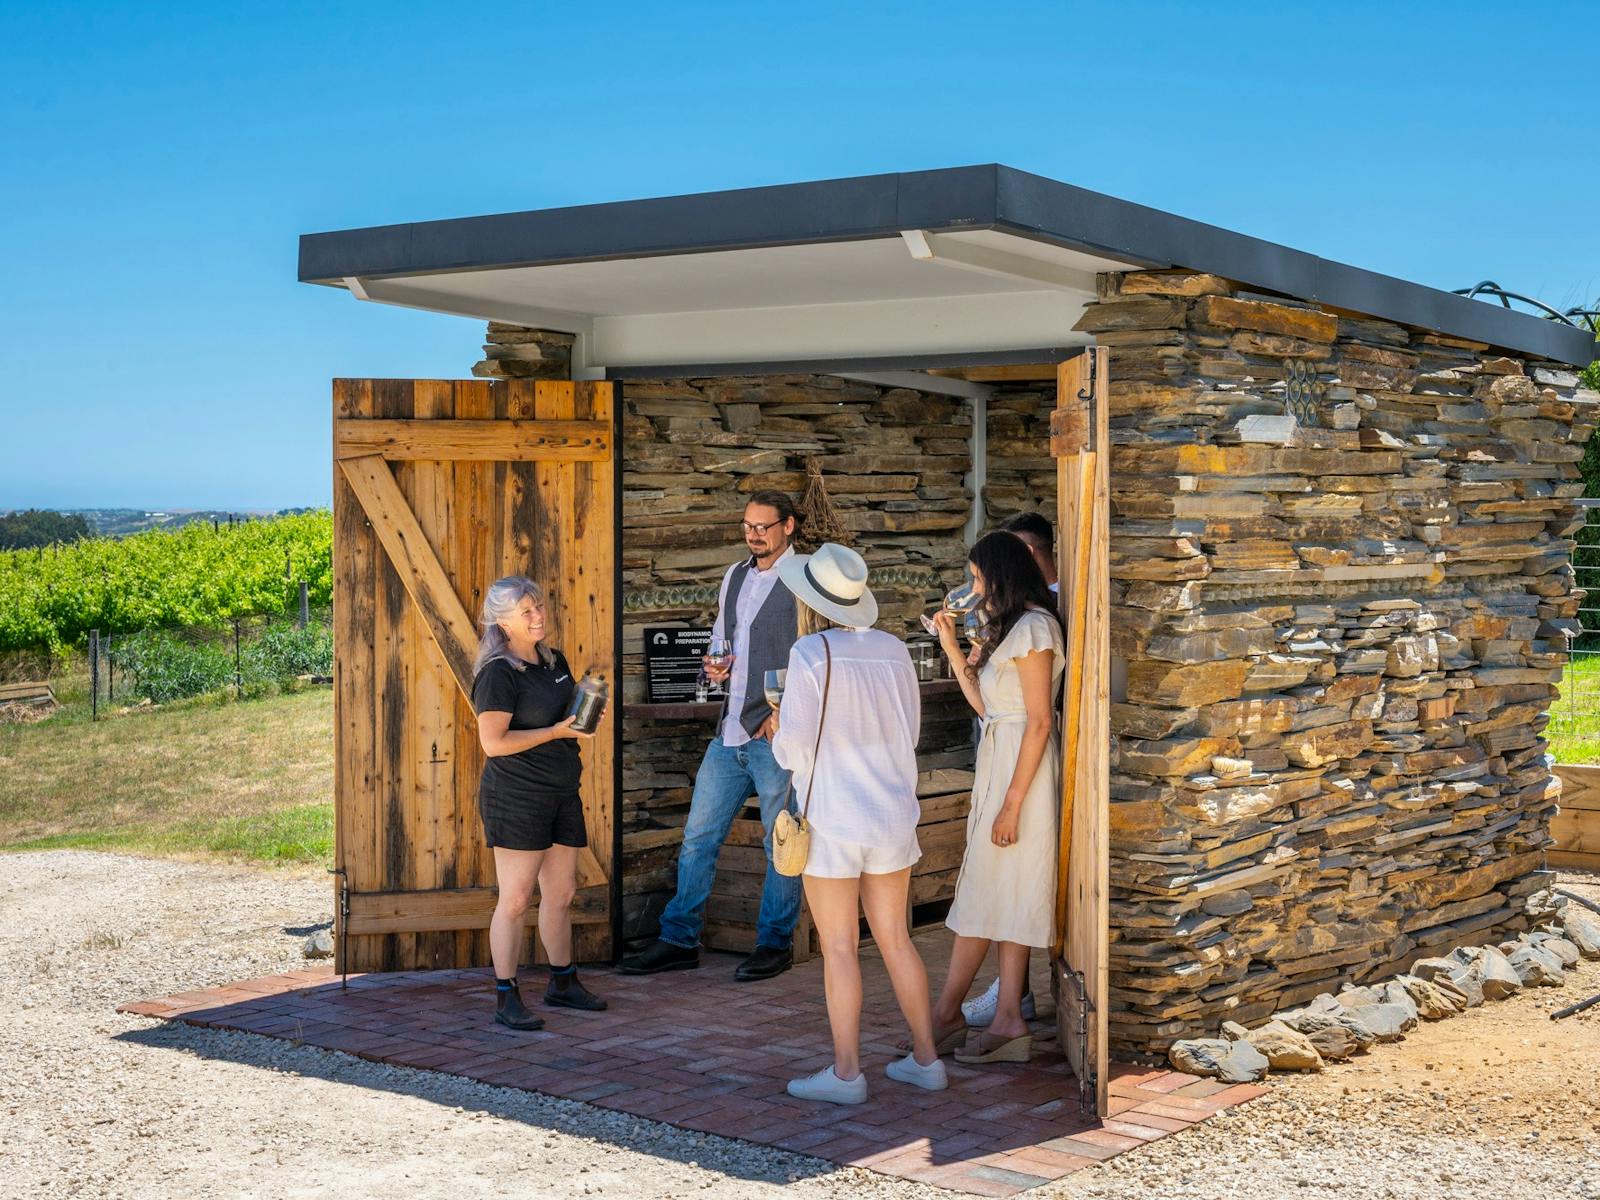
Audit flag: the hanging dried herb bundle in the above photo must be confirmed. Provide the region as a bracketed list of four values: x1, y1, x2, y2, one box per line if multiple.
[796, 458, 853, 550]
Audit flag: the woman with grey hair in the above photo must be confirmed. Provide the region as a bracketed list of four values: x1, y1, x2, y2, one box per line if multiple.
[471, 575, 605, 1029]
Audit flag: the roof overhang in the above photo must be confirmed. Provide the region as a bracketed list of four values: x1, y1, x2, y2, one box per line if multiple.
[299, 165, 1597, 371]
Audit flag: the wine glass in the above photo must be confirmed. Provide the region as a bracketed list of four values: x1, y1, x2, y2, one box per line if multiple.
[920, 579, 982, 636]
[762, 668, 786, 709]
[705, 636, 733, 694]
[963, 608, 992, 647]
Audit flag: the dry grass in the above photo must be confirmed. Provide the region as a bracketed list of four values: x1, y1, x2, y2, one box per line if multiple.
[0, 687, 333, 866]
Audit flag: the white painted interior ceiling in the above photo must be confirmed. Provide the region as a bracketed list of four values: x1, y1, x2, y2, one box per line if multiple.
[341, 230, 1139, 374]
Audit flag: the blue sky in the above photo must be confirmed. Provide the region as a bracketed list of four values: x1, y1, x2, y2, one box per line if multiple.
[1, 1, 1596, 510]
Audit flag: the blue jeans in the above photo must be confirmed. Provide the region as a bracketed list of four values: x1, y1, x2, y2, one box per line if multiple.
[657, 736, 801, 951]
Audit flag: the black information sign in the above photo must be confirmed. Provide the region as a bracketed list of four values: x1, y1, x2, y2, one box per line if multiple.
[645, 627, 712, 703]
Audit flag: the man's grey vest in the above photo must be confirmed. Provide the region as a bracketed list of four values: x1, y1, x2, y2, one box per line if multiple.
[721, 558, 799, 737]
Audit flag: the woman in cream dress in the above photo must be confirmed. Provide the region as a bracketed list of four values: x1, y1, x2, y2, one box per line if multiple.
[928, 532, 1064, 1063]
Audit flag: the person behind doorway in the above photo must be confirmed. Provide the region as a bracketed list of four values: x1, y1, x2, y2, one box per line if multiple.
[620, 492, 804, 982]
[927, 533, 1063, 1064]
[769, 543, 945, 1104]
[960, 511, 1061, 1029]
[471, 575, 607, 1031]
[998, 510, 1059, 596]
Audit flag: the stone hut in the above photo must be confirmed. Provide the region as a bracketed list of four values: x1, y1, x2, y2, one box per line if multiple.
[299, 165, 1597, 1110]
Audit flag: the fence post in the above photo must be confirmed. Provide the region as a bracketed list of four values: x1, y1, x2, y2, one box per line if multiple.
[298, 582, 310, 629]
[106, 633, 113, 702]
[89, 629, 99, 721]
[233, 619, 242, 697]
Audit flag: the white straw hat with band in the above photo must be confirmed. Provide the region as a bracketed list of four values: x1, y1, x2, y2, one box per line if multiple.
[777, 542, 878, 628]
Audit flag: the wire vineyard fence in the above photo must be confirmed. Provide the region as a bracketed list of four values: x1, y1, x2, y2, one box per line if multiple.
[82, 594, 333, 718]
[1550, 501, 1600, 762]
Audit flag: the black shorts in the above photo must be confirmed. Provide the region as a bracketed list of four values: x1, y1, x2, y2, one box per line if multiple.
[479, 788, 588, 852]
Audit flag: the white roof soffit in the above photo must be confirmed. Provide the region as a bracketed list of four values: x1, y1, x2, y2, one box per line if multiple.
[340, 230, 1137, 371]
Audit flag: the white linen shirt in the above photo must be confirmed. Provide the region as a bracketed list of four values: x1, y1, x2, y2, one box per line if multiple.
[711, 545, 795, 747]
[771, 628, 922, 848]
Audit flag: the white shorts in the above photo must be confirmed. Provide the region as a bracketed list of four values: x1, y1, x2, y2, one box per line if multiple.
[803, 826, 921, 879]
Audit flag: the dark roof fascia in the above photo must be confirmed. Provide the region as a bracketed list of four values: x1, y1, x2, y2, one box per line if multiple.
[991, 167, 1596, 366]
[297, 166, 1002, 283]
[298, 165, 1596, 367]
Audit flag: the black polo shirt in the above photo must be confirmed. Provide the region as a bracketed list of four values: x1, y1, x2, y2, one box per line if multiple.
[471, 651, 582, 797]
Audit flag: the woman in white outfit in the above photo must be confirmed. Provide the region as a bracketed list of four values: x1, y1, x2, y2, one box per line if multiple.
[769, 543, 944, 1105]
[928, 532, 1063, 1064]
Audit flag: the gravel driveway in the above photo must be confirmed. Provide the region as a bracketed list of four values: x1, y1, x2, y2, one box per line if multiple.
[3, 851, 1598, 1200]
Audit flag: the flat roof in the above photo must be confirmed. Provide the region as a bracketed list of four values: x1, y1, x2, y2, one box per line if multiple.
[299, 165, 1596, 369]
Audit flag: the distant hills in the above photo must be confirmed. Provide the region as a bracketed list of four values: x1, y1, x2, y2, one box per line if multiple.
[0, 507, 321, 543]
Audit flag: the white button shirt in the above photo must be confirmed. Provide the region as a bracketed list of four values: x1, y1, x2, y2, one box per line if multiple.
[711, 545, 795, 747]
[771, 628, 922, 847]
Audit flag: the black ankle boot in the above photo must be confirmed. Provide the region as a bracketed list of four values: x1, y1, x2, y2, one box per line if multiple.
[545, 969, 608, 1012]
[494, 981, 545, 1030]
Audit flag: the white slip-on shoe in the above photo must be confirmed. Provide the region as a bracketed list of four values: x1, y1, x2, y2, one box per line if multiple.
[961, 978, 1037, 1027]
[885, 1052, 949, 1091]
[786, 1065, 868, 1105]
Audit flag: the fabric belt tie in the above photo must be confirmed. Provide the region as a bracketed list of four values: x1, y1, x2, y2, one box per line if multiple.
[979, 712, 1029, 738]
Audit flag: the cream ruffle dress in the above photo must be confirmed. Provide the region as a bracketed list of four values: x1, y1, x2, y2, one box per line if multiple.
[944, 608, 1064, 949]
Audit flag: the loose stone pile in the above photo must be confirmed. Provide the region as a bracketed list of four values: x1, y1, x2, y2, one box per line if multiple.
[1168, 889, 1600, 1081]
[1090, 270, 1600, 1055]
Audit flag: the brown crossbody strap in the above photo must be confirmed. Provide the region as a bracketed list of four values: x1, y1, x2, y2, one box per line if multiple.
[799, 634, 832, 820]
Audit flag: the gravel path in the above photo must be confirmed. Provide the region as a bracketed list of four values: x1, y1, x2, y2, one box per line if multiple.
[4, 850, 1598, 1200]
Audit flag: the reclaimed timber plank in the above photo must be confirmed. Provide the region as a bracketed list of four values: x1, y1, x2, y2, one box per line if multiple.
[345, 886, 607, 935]
[372, 379, 414, 970]
[407, 380, 456, 967]
[335, 417, 611, 461]
[0, 682, 53, 702]
[453, 379, 496, 966]
[333, 379, 378, 973]
[1055, 348, 1111, 1118]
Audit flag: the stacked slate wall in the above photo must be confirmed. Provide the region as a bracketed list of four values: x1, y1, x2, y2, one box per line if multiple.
[1083, 271, 1598, 1055]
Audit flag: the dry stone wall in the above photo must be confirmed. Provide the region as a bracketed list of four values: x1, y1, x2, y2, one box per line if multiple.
[1083, 270, 1599, 1055]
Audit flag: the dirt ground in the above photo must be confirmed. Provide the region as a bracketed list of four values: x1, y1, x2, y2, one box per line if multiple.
[3, 850, 1598, 1200]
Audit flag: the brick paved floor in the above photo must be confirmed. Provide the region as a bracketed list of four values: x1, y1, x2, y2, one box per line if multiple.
[119, 933, 1265, 1196]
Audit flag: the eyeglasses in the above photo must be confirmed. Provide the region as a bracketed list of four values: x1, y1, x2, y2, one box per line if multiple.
[741, 520, 784, 536]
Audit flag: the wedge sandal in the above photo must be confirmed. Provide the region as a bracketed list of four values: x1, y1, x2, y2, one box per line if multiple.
[953, 1031, 1032, 1064]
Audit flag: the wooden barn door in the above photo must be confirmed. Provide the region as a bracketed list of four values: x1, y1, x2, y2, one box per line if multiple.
[331, 379, 618, 973]
[1052, 347, 1110, 1117]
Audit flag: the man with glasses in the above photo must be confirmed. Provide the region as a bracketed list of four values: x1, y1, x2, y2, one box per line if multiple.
[621, 491, 804, 981]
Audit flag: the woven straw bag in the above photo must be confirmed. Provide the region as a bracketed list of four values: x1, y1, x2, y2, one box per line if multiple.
[772, 636, 831, 877]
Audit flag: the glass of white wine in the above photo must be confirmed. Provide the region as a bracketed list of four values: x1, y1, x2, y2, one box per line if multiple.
[705, 636, 733, 695]
[762, 668, 786, 709]
[920, 579, 982, 636]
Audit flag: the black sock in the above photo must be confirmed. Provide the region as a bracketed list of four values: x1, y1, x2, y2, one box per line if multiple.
[549, 964, 575, 978]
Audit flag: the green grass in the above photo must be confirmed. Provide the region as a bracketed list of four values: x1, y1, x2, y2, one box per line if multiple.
[8, 802, 333, 864]
[0, 685, 333, 869]
[1549, 651, 1600, 764]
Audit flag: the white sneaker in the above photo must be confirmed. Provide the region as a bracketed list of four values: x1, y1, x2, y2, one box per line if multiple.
[961, 977, 1037, 1027]
[885, 1052, 948, 1091]
[786, 1065, 867, 1105]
